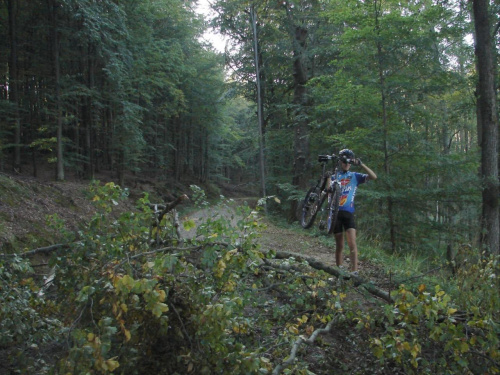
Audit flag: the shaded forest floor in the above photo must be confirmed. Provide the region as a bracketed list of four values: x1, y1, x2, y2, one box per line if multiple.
[0, 170, 399, 374]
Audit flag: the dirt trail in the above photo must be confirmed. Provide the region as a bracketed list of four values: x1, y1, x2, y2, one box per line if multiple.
[178, 201, 386, 285]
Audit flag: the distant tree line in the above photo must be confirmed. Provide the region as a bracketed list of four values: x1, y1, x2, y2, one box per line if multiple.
[1, 0, 255, 186]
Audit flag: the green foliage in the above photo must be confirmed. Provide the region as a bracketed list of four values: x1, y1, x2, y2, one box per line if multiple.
[359, 258, 500, 374]
[0, 255, 62, 371]
[304, 0, 478, 253]
[2, 180, 499, 374]
[0, 0, 230, 183]
[15, 182, 275, 374]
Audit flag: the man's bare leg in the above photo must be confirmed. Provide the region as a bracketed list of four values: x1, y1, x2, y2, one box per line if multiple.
[345, 228, 358, 271]
[335, 232, 344, 267]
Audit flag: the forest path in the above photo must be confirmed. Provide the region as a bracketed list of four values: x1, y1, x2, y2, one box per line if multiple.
[178, 199, 392, 293]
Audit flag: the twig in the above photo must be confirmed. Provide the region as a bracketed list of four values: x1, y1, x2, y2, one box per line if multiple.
[66, 303, 87, 349]
[169, 302, 193, 349]
[469, 349, 500, 368]
[127, 246, 200, 260]
[272, 314, 342, 375]
[1, 243, 68, 257]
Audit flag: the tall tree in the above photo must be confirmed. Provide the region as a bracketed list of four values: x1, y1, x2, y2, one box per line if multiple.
[7, 0, 21, 172]
[472, 0, 499, 253]
[47, 0, 64, 180]
[250, 4, 267, 199]
[283, 0, 311, 192]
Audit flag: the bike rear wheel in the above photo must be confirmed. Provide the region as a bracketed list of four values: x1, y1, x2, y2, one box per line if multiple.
[301, 186, 323, 229]
[326, 183, 341, 234]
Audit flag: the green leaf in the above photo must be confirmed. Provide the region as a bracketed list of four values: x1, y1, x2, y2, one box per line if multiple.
[183, 219, 196, 231]
[152, 302, 169, 318]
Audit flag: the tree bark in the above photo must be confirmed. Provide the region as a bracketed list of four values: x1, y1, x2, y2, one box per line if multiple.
[273, 250, 394, 303]
[85, 45, 95, 179]
[290, 25, 310, 191]
[251, 6, 267, 201]
[374, 0, 396, 252]
[47, 0, 64, 181]
[472, 0, 499, 253]
[285, 2, 311, 220]
[8, 0, 21, 172]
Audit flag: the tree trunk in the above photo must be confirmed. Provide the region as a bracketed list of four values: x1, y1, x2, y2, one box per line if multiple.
[286, 4, 311, 220]
[472, 0, 499, 253]
[291, 25, 310, 189]
[47, 0, 64, 181]
[174, 118, 182, 182]
[273, 251, 393, 303]
[86, 47, 95, 179]
[8, 0, 21, 172]
[251, 6, 267, 200]
[375, 0, 396, 252]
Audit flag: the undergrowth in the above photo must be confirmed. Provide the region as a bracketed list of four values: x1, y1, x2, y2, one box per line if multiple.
[0, 182, 498, 374]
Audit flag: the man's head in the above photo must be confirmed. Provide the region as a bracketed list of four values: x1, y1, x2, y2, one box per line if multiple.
[339, 149, 355, 171]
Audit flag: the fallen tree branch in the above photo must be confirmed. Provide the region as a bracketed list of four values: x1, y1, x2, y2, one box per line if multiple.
[155, 194, 189, 225]
[262, 258, 306, 273]
[272, 314, 343, 375]
[128, 245, 201, 260]
[0, 243, 69, 258]
[273, 250, 394, 304]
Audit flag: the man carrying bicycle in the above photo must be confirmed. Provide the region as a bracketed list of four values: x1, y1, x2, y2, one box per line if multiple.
[333, 149, 377, 273]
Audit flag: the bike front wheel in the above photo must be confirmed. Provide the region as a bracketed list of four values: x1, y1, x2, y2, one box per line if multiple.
[301, 186, 323, 229]
[326, 183, 341, 234]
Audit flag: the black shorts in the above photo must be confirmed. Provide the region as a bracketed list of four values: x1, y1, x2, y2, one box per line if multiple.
[333, 211, 356, 234]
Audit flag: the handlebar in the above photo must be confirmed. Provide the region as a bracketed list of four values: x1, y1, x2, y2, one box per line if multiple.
[318, 155, 358, 165]
[317, 155, 338, 163]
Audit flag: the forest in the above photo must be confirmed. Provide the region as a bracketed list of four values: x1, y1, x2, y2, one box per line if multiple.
[0, 0, 499, 374]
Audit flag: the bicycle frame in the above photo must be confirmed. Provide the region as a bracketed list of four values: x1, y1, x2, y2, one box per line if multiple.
[301, 155, 342, 234]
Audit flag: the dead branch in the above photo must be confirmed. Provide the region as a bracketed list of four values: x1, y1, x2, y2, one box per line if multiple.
[262, 258, 306, 273]
[155, 194, 189, 225]
[0, 243, 69, 258]
[127, 245, 200, 260]
[272, 314, 343, 375]
[273, 250, 394, 303]
[169, 302, 193, 349]
[173, 210, 182, 241]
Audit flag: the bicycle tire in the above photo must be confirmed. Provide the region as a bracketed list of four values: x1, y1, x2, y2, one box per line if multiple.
[326, 183, 341, 234]
[301, 186, 323, 229]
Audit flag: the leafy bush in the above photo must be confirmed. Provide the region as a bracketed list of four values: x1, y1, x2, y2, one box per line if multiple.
[3, 180, 497, 374]
[0, 255, 62, 372]
[360, 253, 500, 374]
[50, 182, 273, 373]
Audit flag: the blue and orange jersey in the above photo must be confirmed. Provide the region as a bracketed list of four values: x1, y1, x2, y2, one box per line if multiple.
[332, 171, 369, 213]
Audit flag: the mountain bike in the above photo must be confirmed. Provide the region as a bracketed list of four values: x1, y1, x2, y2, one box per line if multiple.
[300, 155, 341, 234]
